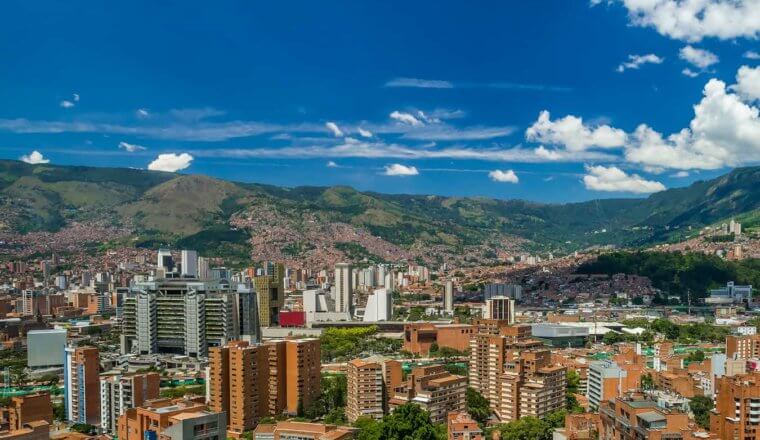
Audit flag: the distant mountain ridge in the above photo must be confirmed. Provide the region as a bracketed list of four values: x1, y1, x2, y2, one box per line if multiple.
[1, 160, 759, 263]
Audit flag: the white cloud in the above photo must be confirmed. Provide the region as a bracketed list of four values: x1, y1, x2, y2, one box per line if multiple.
[625, 76, 760, 170]
[682, 68, 699, 78]
[357, 127, 373, 138]
[390, 111, 424, 126]
[325, 122, 344, 137]
[136, 108, 150, 118]
[488, 169, 519, 183]
[73, 93, 80, 102]
[118, 141, 147, 152]
[526, 110, 627, 151]
[583, 165, 665, 193]
[616, 54, 664, 72]
[383, 163, 419, 176]
[19, 150, 50, 164]
[59, 100, 75, 108]
[617, 0, 760, 42]
[672, 171, 690, 177]
[147, 153, 193, 172]
[326, 161, 338, 168]
[731, 65, 760, 102]
[679, 45, 719, 69]
[745, 51, 760, 60]
[385, 78, 454, 89]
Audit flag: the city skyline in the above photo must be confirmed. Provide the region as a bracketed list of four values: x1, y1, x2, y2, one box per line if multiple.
[2, 2, 760, 202]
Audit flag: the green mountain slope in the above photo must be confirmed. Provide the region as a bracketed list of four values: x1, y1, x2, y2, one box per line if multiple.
[1, 160, 760, 260]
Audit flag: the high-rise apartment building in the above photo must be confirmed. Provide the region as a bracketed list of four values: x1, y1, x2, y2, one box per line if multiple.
[157, 248, 174, 272]
[483, 296, 515, 323]
[498, 349, 566, 422]
[254, 263, 285, 327]
[99, 373, 160, 434]
[209, 341, 267, 438]
[334, 263, 352, 315]
[711, 372, 760, 439]
[726, 334, 760, 359]
[209, 339, 321, 436]
[389, 365, 467, 423]
[346, 356, 402, 422]
[0, 392, 53, 440]
[64, 346, 100, 425]
[181, 250, 198, 278]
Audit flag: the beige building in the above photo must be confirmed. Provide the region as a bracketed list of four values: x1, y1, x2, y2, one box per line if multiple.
[345, 356, 402, 422]
[498, 349, 566, 422]
[389, 365, 467, 423]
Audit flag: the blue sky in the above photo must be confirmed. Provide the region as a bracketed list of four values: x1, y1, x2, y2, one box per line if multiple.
[1, 1, 760, 202]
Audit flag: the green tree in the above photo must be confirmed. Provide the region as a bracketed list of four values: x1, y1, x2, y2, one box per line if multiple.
[686, 350, 706, 362]
[690, 395, 713, 429]
[602, 332, 625, 345]
[641, 373, 654, 390]
[466, 387, 491, 426]
[354, 416, 382, 440]
[566, 370, 581, 395]
[379, 403, 446, 440]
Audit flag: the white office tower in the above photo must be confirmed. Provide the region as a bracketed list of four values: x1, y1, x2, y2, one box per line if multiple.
[157, 248, 173, 272]
[444, 281, 454, 313]
[384, 272, 395, 291]
[363, 288, 392, 322]
[484, 296, 515, 324]
[377, 265, 387, 286]
[198, 257, 210, 280]
[335, 263, 353, 314]
[181, 250, 198, 278]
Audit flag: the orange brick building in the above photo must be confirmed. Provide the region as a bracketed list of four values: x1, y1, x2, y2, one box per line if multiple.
[447, 412, 482, 440]
[402, 323, 474, 356]
[711, 372, 760, 439]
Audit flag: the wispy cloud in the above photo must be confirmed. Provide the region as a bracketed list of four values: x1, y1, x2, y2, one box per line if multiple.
[118, 141, 147, 152]
[385, 78, 454, 89]
[384, 78, 572, 92]
[325, 121, 344, 137]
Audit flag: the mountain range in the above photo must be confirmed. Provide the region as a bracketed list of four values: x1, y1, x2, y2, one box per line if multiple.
[1, 159, 759, 265]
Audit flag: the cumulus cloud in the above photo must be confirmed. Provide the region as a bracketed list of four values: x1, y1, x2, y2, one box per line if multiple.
[382, 163, 419, 176]
[118, 141, 147, 152]
[390, 111, 424, 126]
[20, 150, 50, 164]
[147, 153, 193, 172]
[325, 122, 344, 137]
[59, 100, 75, 108]
[526, 111, 627, 151]
[488, 169, 519, 183]
[731, 65, 760, 102]
[672, 171, 690, 177]
[357, 127, 373, 138]
[679, 45, 719, 69]
[625, 75, 760, 170]
[385, 78, 454, 89]
[583, 165, 665, 193]
[745, 51, 760, 60]
[616, 54, 664, 72]
[326, 161, 339, 168]
[616, 0, 760, 42]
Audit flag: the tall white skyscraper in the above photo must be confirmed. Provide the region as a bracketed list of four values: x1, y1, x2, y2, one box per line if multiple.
[484, 296, 515, 323]
[444, 280, 454, 313]
[363, 288, 392, 322]
[157, 248, 173, 272]
[198, 257, 210, 279]
[335, 263, 353, 314]
[181, 250, 198, 277]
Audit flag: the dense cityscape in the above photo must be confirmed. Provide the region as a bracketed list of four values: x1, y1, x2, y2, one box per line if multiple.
[0, 213, 758, 440]
[5, 1, 760, 439]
